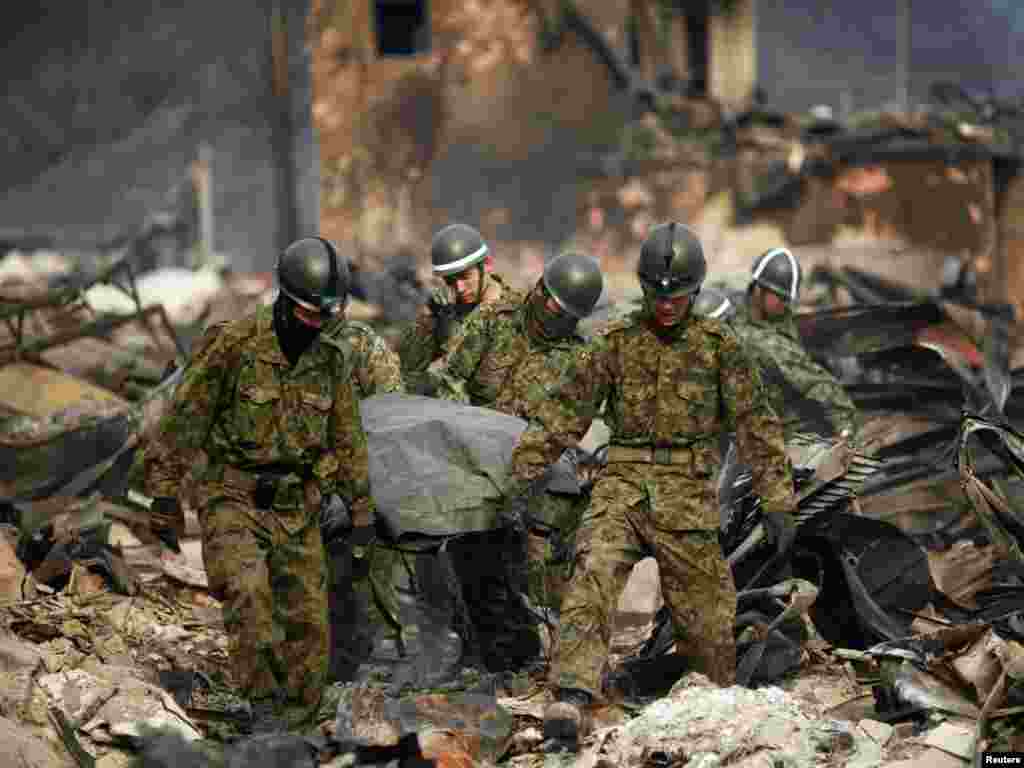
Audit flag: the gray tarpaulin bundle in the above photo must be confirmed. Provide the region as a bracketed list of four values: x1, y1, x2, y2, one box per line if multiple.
[358, 393, 581, 674]
[359, 393, 581, 540]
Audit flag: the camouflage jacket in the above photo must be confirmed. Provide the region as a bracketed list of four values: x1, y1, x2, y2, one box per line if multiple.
[396, 272, 519, 385]
[428, 296, 591, 418]
[732, 305, 859, 440]
[510, 310, 796, 525]
[322, 318, 405, 398]
[143, 304, 376, 525]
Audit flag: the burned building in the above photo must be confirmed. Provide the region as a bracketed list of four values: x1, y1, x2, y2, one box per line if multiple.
[0, 0, 319, 273]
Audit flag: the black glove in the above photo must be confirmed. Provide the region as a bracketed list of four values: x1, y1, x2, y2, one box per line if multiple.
[762, 509, 797, 560]
[319, 493, 352, 546]
[428, 293, 457, 348]
[150, 497, 183, 553]
[429, 290, 476, 349]
[501, 491, 529, 531]
[500, 482, 534, 604]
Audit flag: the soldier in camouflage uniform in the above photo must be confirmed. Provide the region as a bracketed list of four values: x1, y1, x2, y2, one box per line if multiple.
[318, 312, 406, 680]
[506, 223, 798, 750]
[143, 237, 376, 729]
[427, 252, 605, 668]
[733, 247, 859, 441]
[397, 223, 522, 394]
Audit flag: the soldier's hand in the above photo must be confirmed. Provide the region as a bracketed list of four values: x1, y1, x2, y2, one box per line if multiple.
[501, 478, 533, 532]
[430, 305, 455, 347]
[150, 497, 184, 554]
[762, 508, 796, 560]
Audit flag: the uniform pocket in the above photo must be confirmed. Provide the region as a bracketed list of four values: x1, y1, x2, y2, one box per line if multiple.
[233, 383, 282, 446]
[286, 389, 334, 453]
[299, 392, 333, 411]
[674, 373, 719, 436]
[689, 442, 719, 480]
[620, 371, 657, 434]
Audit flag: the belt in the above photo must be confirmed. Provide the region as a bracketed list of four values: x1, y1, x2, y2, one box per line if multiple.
[220, 464, 313, 511]
[606, 444, 693, 466]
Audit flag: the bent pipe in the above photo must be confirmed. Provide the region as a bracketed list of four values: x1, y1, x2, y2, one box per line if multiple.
[838, 550, 913, 643]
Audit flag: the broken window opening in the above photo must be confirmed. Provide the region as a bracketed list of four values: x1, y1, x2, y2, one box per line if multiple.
[685, 7, 709, 97]
[374, 0, 430, 57]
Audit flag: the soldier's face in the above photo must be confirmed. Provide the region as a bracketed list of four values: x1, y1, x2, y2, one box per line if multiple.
[445, 267, 483, 304]
[652, 292, 692, 327]
[753, 286, 787, 319]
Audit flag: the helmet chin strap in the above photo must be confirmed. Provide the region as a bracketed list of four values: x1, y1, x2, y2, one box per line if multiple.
[473, 262, 487, 304]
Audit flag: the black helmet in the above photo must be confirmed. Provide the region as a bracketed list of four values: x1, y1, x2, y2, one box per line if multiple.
[543, 251, 604, 319]
[277, 236, 350, 316]
[751, 246, 801, 304]
[692, 287, 735, 320]
[637, 222, 706, 296]
[431, 223, 489, 277]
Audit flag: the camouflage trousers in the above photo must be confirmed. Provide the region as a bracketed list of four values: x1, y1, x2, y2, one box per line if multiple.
[526, 492, 587, 612]
[198, 498, 329, 711]
[550, 470, 737, 698]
